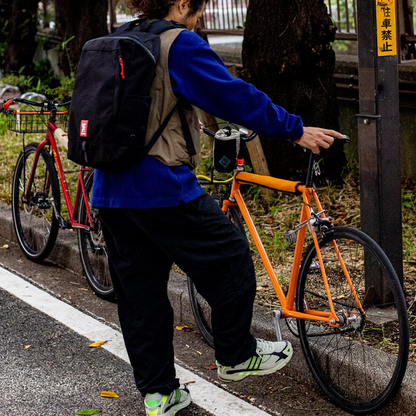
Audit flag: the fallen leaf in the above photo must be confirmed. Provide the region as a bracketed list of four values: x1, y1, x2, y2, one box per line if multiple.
[89, 341, 107, 348]
[76, 410, 101, 415]
[176, 325, 192, 331]
[100, 391, 119, 398]
[0, 244, 9, 249]
[204, 363, 218, 370]
[183, 381, 195, 385]
[24, 345, 32, 349]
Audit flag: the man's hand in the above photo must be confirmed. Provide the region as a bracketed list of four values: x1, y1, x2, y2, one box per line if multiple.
[296, 127, 343, 154]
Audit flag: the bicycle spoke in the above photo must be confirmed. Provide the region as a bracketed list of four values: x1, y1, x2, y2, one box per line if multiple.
[12, 143, 60, 261]
[297, 227, 408, 413]
[77, 170, 113, 299]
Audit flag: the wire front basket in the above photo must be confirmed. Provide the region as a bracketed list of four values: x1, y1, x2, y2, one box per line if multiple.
[7, 111, 68, 133]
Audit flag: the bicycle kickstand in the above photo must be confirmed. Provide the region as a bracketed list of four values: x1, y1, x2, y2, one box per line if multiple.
[272, 309, 284, 342]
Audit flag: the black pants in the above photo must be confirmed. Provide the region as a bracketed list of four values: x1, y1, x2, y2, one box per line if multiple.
[99, 193, 257, 396]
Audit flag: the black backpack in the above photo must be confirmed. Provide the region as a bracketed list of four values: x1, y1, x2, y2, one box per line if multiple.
[68, 19, 192, 172]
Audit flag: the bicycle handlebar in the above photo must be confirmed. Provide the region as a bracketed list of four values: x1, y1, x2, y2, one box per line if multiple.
[202, 126, 350, 146]
[0, 97, 71, 113]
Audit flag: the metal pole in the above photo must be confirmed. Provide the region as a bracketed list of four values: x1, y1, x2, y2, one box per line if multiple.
[357, 0, 403, 302]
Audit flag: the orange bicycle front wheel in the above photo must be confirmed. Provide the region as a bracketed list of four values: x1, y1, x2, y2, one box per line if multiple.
[296, 226, 409, 414]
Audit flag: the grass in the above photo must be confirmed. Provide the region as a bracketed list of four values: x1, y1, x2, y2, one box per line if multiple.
[0, 113, 80, 214]
[1, 125, 416, 360]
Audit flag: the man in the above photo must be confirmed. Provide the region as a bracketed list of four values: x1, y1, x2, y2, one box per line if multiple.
[92, 0, 343, 414]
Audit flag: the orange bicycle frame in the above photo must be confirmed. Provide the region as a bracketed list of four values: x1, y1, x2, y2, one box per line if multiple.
[224, 168, 364, 326]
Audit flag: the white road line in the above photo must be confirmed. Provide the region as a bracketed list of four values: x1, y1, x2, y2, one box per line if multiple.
[0, 267, 273, 416]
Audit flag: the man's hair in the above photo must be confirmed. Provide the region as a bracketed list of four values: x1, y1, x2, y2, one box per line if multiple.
[127, 0, 205, 19]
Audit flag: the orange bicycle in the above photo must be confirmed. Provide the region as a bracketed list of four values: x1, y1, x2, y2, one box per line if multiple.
[1, 97, 112, 299]
[188, 126, 409, 414]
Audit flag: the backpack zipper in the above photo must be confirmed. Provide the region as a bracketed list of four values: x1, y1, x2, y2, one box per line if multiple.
[85, 35, 157, 65]
[114, 52, 125, 118]
[119, 57, 125, 79]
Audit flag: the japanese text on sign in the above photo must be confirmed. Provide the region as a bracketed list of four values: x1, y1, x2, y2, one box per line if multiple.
[376, 0, 397, 56]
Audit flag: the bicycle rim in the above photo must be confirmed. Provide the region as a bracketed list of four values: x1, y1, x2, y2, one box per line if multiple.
[11, 143, 60, 262]
[187, 276, 214, 347]
[77, 170, 113, 299]
[296, 226, 409, 414]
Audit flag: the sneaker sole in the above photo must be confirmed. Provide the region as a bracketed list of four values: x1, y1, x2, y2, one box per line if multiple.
[170, 395, 191, 416]
[217, 346, 293, 383]
[147, 394, 191, 416]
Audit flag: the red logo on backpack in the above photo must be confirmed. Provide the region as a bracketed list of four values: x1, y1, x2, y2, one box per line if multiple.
[80, 120, 89, 137]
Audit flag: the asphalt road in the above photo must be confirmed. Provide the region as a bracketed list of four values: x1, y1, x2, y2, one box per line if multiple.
[0, 233, 408, 416]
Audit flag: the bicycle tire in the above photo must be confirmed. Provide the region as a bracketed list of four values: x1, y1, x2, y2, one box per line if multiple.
[77, 169, 114, 300]
[296, 226, 409, 414]
[188, 202, 244, 347]
[11, 142, 60, 262]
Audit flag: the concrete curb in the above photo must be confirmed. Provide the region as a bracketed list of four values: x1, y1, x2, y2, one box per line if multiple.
[0, 200, 415, 414]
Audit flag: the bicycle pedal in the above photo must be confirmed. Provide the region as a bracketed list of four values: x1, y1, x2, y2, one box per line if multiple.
[285, 230, 297, 245]
[32, 192, 51, 209]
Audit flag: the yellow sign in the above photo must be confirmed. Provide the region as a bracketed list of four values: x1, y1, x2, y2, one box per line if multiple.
[376, 0, 397, 56]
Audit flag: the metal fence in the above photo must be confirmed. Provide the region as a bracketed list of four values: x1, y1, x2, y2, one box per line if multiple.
[325, 0, 357, 39]
[201, 0, 358, 39]
[201, 0, 248, 34]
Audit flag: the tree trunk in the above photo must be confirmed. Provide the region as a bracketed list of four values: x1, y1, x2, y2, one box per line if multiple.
[54, 0, 109, 76]
[242, 0, 345, 183]
[108, 0, 122, 32]
[42, 0, 49, 28]
[4, 0, 39, 75]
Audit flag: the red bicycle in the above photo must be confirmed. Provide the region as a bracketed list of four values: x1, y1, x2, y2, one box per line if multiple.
[1, 97, 113, 299]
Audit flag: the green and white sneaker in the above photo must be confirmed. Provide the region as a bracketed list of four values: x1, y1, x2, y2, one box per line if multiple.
[217, 338, 293, 382]
[144, 384, 191, 416]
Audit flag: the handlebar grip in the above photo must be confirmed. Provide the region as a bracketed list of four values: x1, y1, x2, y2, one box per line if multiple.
[242, 131, 257, 142]
[1, 99, 13, 112]
[340, 134, 350, 143]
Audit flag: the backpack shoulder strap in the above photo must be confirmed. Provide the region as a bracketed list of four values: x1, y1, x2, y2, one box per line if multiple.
[148, 20, 187, 35]
[144, 104, 196, 158]
[116, 19, 185, 35]
[115, 18, 150, 33]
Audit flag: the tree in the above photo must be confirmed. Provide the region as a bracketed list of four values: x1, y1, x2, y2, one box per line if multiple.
[108, 0, 122, 31]
[53, 0, 108, 76]
[4, 0, 39, 75]
[0, 1, 13, 71]
[242, 0, 345, 182]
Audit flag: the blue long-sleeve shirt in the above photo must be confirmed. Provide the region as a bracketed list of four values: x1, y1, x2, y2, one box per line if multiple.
[92, 29, 303, 209]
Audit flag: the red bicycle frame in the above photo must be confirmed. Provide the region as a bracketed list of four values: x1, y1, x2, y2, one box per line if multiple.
[20, 112, 92, 231]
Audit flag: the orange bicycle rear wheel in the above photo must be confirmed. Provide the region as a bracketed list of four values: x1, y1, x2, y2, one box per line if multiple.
[188, 203, 245, 347]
